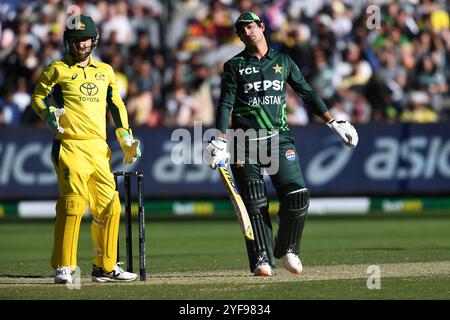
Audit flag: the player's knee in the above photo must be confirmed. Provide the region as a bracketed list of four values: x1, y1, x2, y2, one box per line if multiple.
[241, 179, 268, 214]
[105, 192, 121, 217]
[280, 188, 309, 218]
[56, 194, 88, 216]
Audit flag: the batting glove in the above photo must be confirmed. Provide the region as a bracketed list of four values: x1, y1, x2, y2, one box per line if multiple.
[327, 118, 359, 148]
[40, 106, 65, 134]
[115, 128, 142, 164]
[205, 138, 230, 169]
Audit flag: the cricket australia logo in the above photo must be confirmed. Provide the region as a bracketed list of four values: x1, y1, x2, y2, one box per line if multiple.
[79, 82, 100, 102]
[95, 72, 105, 81]
[75, 22, 85, 30]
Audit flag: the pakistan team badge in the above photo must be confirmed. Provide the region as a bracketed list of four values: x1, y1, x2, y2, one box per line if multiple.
[273, 64, 282, 74]
[285, 149, 296, 161]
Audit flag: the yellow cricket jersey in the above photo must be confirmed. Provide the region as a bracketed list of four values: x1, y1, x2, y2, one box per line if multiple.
[32, 55, 129, 140]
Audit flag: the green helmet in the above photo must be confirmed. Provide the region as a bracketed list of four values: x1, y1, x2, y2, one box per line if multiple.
[63, 15, 99, 62]
[234, 11, 262, 33]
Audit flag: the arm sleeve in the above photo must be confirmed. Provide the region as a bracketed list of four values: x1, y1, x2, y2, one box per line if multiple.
[286, 55, 329, 116]
[216, 61, 236, 133]
[106, 66, 130, 129]
[31, 64, 57, 118]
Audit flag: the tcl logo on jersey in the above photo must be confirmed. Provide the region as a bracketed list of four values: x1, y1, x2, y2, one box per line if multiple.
[243, 80, 284, 93]
[239, 67, 259, 75]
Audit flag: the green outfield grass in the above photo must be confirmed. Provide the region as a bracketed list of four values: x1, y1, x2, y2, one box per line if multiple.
[0, 215, 449, 300]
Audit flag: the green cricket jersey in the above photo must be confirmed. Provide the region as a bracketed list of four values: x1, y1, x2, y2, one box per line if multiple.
[216, 48, 328, 134]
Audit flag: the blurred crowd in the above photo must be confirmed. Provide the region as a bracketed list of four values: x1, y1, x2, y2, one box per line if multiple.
[0, 0, 449, 128]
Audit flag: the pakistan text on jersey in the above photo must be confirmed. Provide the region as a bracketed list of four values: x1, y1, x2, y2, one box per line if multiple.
[248, 95, 281, 106]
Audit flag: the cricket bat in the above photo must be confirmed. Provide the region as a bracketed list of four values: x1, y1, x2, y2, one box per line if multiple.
[217, 162, 254, 240]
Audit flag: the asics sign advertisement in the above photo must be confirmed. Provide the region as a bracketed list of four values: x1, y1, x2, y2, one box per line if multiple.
[0, 124, 449, 199]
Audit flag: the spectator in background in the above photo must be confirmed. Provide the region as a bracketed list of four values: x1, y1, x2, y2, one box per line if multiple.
[351, 95, 372, 124]
[428, 0, 449, 34]
[129, 0, 162, 50]
[101, 1, 133, 46]
[400, 91, 437, 123]
[329, 98, 351, 122]
[126, 81, 157, 127]
[398, 42, 417, 83]
[337, 42, 373, 93]
[311, 48, 340, 107]
[190, 56, 214, 126]
[202, 0, 235, 45]
[375, 43, 408, 114]
[129, 30, 156, 62]
[281, 23, 314, 81]
[30, 4, 54, 42]
[12, 77, 31, 113]
[165, 0, 209, 50]
[165, 85, 200, 127]
[286, 87, 309, 126]
[336, 42, 373, 122]
[125, 59, 161, 126]
[229, 0, 257, 23]
[109, 54, 128, 99]
[416, 55, 448, 114]
[328, 0, 353, 42]
[0, 89, 21, 126]
[40, 39, 63, 68]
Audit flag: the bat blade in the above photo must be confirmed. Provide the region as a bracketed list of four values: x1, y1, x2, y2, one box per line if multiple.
[218, 163, 254, 240]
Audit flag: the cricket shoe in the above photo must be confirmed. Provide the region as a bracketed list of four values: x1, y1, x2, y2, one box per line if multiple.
[282, 253, 303, 275]
[253, 262, 273, 276]
[91, 262, 137, 283]
[55, 266, 72, 284]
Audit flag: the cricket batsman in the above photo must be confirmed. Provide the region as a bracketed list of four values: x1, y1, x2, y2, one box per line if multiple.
[32, 15, 141, 283]
[205, 12, 358, 276]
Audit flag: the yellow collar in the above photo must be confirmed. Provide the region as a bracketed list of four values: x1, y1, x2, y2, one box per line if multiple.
[64, 55, 97, 68]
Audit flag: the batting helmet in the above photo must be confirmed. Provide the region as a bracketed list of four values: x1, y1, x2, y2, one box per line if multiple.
[63, 15, 99, 62]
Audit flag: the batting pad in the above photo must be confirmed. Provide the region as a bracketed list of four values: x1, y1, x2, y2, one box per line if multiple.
[241, 180, 276, 272]
[51, 195, 88, 270]
[274, 188, 309, 258]
[91, 192, 121, 272]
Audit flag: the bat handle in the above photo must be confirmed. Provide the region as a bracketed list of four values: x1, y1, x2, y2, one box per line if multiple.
[218, 161, 226, 168]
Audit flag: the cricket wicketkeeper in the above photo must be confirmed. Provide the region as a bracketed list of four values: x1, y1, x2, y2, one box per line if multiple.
[206, 12, 358, 276]
[32, 15, 141, 283]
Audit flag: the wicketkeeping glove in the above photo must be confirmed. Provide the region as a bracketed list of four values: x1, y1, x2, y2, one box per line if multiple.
[204, 138, 230, 169]
[327, 118, 359, 148]
[115, 128, 142, 164]
[40, 106, 65, 133]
